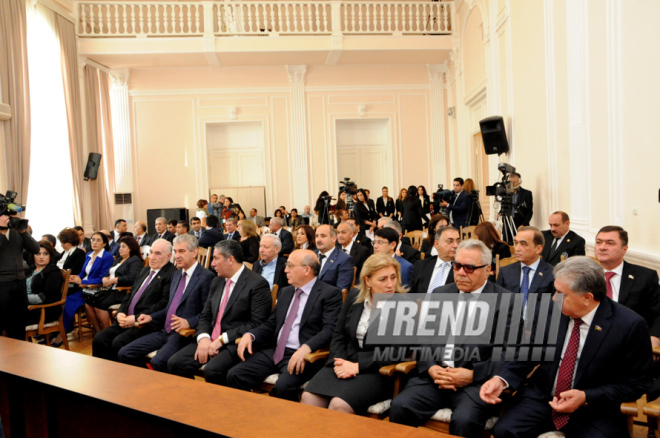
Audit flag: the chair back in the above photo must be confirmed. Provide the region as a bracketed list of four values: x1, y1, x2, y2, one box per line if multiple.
[259, 226, 270, 236]
[143, 256, 150, 267]
[244, 262, 253, 270]
[197, 247, 211, 269]
[60, 269, 72, 301]
[350, 266, 358, 290]
[140, 245, 151, 259]
[495, 255, 518, 279]
[405, 230, 425, 251]
[271, 284, 279, 310]
[460, 226, 476, 241]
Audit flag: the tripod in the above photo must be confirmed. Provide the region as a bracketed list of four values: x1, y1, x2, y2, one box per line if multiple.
[318, 198, 331, 225]
[500, 209, 517, 244]
[466, 198, 484, 226]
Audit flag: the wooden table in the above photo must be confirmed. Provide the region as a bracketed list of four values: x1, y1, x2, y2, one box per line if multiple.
[0, 337, 453, 437]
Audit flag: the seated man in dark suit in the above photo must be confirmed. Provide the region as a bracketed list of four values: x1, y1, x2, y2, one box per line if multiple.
[481, 257, 653, 437]
[198, 215, 224, 250]
[540, 211, 585, 266]
[168, 240, 272, 384]
[133, 221, 151, 246]
[249, 208, 266, 228]
[152, 217, 175, 243]
[376, 186, 396, 219]
[346, 218, 373, 253]
[226, 249, 342, 400]
[253, 234, 289, 290]
[111, 219, 128, 243]
[92, 239, 177, 361]
[269, 217, 294, 255]
[390, 240, 513, 437]
[384, 220, 421, 265]
[167, 219, 178, 236]
[372, 227, 413, 287]
[409, 226, 459, 294]
[497, 227, 554, 321]
[176, 220, 190, 237]
[314, 224, 355, 291]
[595, 225, 660, 400]
[439, 178, 472, 229]
[74, 226, 92, 253]
[224, 216, 241, 242]
[188, 217, 204, 240]
[118, 234, 215, 371]
[336, 222, 369, 280]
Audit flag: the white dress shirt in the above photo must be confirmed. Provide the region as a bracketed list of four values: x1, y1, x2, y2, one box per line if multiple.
[604, 262, 624, 302]
[198, 265, 245, 344]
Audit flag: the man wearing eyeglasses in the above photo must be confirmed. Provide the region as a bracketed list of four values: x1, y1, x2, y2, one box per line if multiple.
[390, 239, 514, 437]
[496, 226, 555, 318]
[373, 227, 413, 288]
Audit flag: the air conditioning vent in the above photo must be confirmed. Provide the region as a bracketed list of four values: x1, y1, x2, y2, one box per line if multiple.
[114, 193, 133, 205]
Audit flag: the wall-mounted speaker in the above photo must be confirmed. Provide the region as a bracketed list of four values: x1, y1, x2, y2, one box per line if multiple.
[479, 116, 509, 155]
[84, 153, 102, 181]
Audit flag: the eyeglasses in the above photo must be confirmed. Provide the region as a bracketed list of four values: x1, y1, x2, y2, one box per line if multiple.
[373, 239, 390, 246]
[452, 262, 488, 274]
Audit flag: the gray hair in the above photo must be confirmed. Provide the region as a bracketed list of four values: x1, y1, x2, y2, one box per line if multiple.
[384, 220, 402, 234]
[155, 217, 167, 224]
[214, 239, 244, 263]
[435, 226, 459, 241]
[173, 233, 198, 252]
[151, 238, 172, 254]
[553, 256, 606, 301]
[270, 217, 284, 227]
[456, 239, 491, 266]
[261, 233, 282, 249]
[344, 222, 355, 232]
[377, 217, 392, 227]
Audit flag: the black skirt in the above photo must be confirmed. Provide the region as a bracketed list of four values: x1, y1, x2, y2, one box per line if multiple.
[304, 366, 394, 414]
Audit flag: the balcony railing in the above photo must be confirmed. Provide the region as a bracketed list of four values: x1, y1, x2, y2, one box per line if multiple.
[76, 1, 453, 37]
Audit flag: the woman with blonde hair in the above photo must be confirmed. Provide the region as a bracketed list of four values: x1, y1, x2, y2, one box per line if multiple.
[238, 219, 260, 264]
[301, 253, 406, 415]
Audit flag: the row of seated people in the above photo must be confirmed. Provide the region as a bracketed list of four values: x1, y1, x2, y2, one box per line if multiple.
[75, 218, 660, 438]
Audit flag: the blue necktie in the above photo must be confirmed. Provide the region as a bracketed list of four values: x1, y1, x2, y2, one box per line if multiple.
[521, 266, 531, 307]
[427, 262, 447, 294]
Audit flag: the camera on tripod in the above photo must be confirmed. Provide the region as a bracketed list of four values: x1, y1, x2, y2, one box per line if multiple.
[486, 163, 517, 216]
[338, 177, 358, 217]
[0, 191, 29, 231]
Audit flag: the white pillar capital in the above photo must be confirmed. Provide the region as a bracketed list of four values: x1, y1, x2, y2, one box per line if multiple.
[109, 69, 130, 88]
[286, 65, 307, 84]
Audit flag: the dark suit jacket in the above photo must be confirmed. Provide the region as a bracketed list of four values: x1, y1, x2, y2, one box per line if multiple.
[316, 247, 355, 291]
[27, 264, 64, 310]
[376, 196, 395, 218]
[196, 268, 272, 344]
[80, 237, 92, 253]
[277, 228, 294, 256]
[409, 255, 455, 294]
[420, 282, 514, 386]
[419, 194, 432, 216]
[344, 243, 370, 280]
[541, 230, 586, 266]
[151, 264, 215, 330]
[239, 236, 260, 264]
[151, 230, 175, 244]
[107, 255, 143, 287]
[399, 242, 421, 265]
[394, 254, 413, 288]
[118, 262, 177, 320]
[136, 233, 151, 247]
[513, 187, 533, 226]
[198, 227, 224, 250]
[61, 248, 86, 276]
[446, 190, 472, 229]
[224, 232, 241, 242]
[496, 259, 555, 297]
[617, 261, 660, 337]
[400, 198, 424, 232]
[188, 229, 204, 240]
[250, 279, 342, 352]
[354, 234, 373, 253]
[499, 298, 653, 436]
[252, 256, 289, 291]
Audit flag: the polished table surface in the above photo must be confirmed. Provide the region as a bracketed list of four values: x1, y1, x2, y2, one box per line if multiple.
[0, 337, 454, 437]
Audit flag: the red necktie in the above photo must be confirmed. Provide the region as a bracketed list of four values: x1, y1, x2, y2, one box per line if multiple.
[605, 271, 616, 299]
[211, 279, 232, 341]
[552, 318, 583, 430]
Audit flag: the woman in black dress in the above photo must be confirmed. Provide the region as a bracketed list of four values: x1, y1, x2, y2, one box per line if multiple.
[26, 241, 64, 326]
[238, 219, 260, 264]
[474, 221, 511, 275]
[301, 254, 407, 414]
[400, 185, 424, 232]
[85, 236, 143, 331]
[418, 185, 432, 218]
[395, 188, 407, 223]
[420, 214, 450, 258]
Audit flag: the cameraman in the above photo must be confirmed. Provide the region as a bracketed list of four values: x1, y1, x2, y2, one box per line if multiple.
[439, 178, 472, 229]
[0, 213, 40, 340]
[508, 172, 533, 227]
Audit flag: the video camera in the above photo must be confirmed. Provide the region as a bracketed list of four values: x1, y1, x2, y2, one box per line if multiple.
[486, 162, 517, 216]
[338, 177, 358, 216]
[0, 191, 28, 230]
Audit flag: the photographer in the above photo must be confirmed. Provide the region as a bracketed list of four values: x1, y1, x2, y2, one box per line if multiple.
[0, 212, 40, 340]
[439, 178, 472, 229]
[509, 172, 533, 227]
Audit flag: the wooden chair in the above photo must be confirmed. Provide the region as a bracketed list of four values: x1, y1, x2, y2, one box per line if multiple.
[140, 245, 151, 259]
[350, 266, 358, 290]
[270, 284, 279, 310]
[143, 256, 150, 267]
[259, 226, 270, 236]
[342, 288, 349, 302]
[460, 225, 476, 241]
[496, 255, 518, 280]
[283, 226, 292, 233]
[404, 230, 425, 251]
[244, 262, 253, 270]
[197, 247, 211, 269]
[25, 269, 71, 350]
[420, 253, 425, 260]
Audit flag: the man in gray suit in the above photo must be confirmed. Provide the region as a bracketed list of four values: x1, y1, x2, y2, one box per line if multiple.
[249, 208, 266, 227]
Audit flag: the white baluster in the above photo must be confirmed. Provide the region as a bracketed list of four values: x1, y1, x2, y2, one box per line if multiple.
[443, 5, 449, 32]
[307, 3, 313, 33]
[112, 4, 118, 35]
[121, 5, 127, 35]
[170, 5, 175, 34]
[359, 3, 364, 32]
[342, 4, 347, 33]
[292, 3, 299, 33]
[80, 4, 86, 35]
[89, 4, 95, 35]
[248, 4, 254, 33]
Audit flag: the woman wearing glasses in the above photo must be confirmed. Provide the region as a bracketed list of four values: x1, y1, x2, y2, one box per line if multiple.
[301, 254, 406, 415]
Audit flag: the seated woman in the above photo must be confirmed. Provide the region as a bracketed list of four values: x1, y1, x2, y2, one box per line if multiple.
[420, 214, 450, 258]
[84, 236, 143, 332]
[57, 228, 86, 276]
[63, 232, 115, 335]
[295, 225, 316, 251]
[238, 219, 260, 264]
[289, 208, 304, 229]
[301, 254, 406, 415]
[25, 241, 64, 326]
[474, 221, 511, 274]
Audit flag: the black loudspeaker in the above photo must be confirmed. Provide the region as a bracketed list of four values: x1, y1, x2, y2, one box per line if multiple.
[479, 116, 509, 155]
[84, 153, 102, 181]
